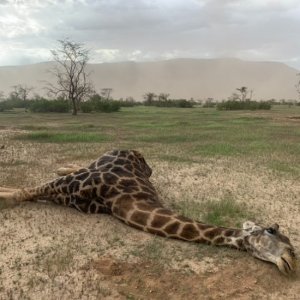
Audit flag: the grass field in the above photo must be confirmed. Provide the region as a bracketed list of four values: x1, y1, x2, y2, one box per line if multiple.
[2, 106, 300, 173]
[0, 106, 299, 299]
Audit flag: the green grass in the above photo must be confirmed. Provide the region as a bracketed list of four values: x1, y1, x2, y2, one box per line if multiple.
[0, 105, 299, 172]
[0, 160, 28, 167]
[173, 196, 252, 227]
[193, 143, 241, 156]
[15, 131, 112, 143]
[269, 160, 300, 176]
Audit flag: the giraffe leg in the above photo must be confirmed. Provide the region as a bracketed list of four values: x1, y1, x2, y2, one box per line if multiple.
[0, 187, 20, 206]
[0, 192, 14, 201]
[0, 187, 19, 192]
[56, 164, 83, 176]
[0, 189, 29, 206]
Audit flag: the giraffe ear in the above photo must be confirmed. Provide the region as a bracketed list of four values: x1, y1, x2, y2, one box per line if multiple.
[242, 221, 262, 233]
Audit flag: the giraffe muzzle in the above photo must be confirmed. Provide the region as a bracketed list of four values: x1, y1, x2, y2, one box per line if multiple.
[277, 249, 297, 275]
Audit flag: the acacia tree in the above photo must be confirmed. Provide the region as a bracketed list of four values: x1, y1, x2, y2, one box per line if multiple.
[236, 86, 248, 101]
[47, 39, 94, 115]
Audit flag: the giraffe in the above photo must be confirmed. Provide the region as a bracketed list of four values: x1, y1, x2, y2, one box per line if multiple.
[0, 149, 296, 275]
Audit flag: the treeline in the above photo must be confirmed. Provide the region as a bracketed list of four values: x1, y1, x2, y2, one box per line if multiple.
[201, 99, 300, 110]
[216, 100, 272, 110]
[143, 92, 195, 108]
[144, 98, 194, 108]
[0, 93, 197, 113]
[1, 90, 299, 113]
[0, 95, 135, 113]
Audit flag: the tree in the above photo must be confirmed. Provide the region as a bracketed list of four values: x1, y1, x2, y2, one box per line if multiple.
[47, 39, 94, 115]
[158, 93, 170, 102]
[10, 84, 33, 101]
[236, 86, 248, 101]
[143, 92, 157, 105]
[101, 88, 113, 100]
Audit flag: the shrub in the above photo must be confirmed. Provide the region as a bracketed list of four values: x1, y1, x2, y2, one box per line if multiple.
[202, 99, 216, 108]
[116, 97, 142, 107]
[89, 94, 121, 113]
[144, 99, 194, 108]
[0, 99, 29, 111]
[0, 101, 9, 112]
[81, 101, 93, 113]
[29, 99, 70, 113]
[95, 100, 120, 112]
[217, 100, 271, 111]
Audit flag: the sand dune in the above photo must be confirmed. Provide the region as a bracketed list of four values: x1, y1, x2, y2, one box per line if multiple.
[0, 58, 298, 100]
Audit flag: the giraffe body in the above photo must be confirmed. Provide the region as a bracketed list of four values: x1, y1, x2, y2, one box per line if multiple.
[0, 150, 296, 275]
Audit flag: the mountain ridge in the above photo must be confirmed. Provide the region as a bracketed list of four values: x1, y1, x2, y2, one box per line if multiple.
[0, 58, 298, 100]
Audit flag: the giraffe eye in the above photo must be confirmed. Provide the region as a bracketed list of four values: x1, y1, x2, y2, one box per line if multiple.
[266, 228, 276, 235]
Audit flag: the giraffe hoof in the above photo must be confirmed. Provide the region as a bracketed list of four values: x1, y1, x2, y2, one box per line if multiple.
[56, 167, 71, 176]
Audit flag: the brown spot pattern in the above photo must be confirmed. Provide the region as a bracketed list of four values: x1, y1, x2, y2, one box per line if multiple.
[164, 222, 181, 235]
[205, 228, 223, 239]
[130, 211, 149, 226]
[181, 224, 199, 240]
[151, 215, 170, 228]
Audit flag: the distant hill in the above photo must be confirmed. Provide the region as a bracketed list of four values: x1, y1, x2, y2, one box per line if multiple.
[0, 58, 298, 100]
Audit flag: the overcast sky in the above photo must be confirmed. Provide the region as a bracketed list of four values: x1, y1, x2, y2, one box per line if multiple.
[1, 0, 300, 69]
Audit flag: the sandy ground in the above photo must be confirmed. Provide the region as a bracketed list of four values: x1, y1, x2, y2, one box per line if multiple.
[0, 130, 299, 299]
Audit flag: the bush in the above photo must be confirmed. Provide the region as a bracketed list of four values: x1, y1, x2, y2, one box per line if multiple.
[0, 99, 30, 111]
[94, 99, 120, 112]
[0, 101, 10, 112]
[217, 100, 271, 111]
[116, 97, 142, 107]
[88, 94, 121, 113]
[144, 99, 194, 108]
[29, 99, 70, 113]
[202, 100, 216, 108]
[81, 101, 93, 113]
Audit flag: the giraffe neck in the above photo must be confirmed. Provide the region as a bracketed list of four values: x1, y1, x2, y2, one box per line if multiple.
[112, 199, 247, 250]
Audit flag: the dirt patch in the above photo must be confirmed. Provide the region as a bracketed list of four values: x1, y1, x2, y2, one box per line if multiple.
[85, 256, 299, 300]
[0, 129, 299, 299]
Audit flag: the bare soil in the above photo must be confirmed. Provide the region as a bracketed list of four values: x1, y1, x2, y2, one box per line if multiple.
[0, 130, 299, 299]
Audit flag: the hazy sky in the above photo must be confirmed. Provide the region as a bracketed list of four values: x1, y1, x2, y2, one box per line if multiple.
[1, 0, 300, 69]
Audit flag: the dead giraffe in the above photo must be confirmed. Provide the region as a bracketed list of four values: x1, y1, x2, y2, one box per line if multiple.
[0, 150, 296, 274]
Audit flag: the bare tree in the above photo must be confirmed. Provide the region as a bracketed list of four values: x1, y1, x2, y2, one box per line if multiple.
[101, 88, 113, 100]
[10, 84, 34, 101]
[47, 39, 94, 115]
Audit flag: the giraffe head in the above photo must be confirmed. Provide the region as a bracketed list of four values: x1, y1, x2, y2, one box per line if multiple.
[130, 150, 152, 177]
[242, 221, 297, 275]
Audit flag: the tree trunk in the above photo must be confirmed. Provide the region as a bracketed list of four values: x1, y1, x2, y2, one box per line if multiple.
[71, 98, 77, 115]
